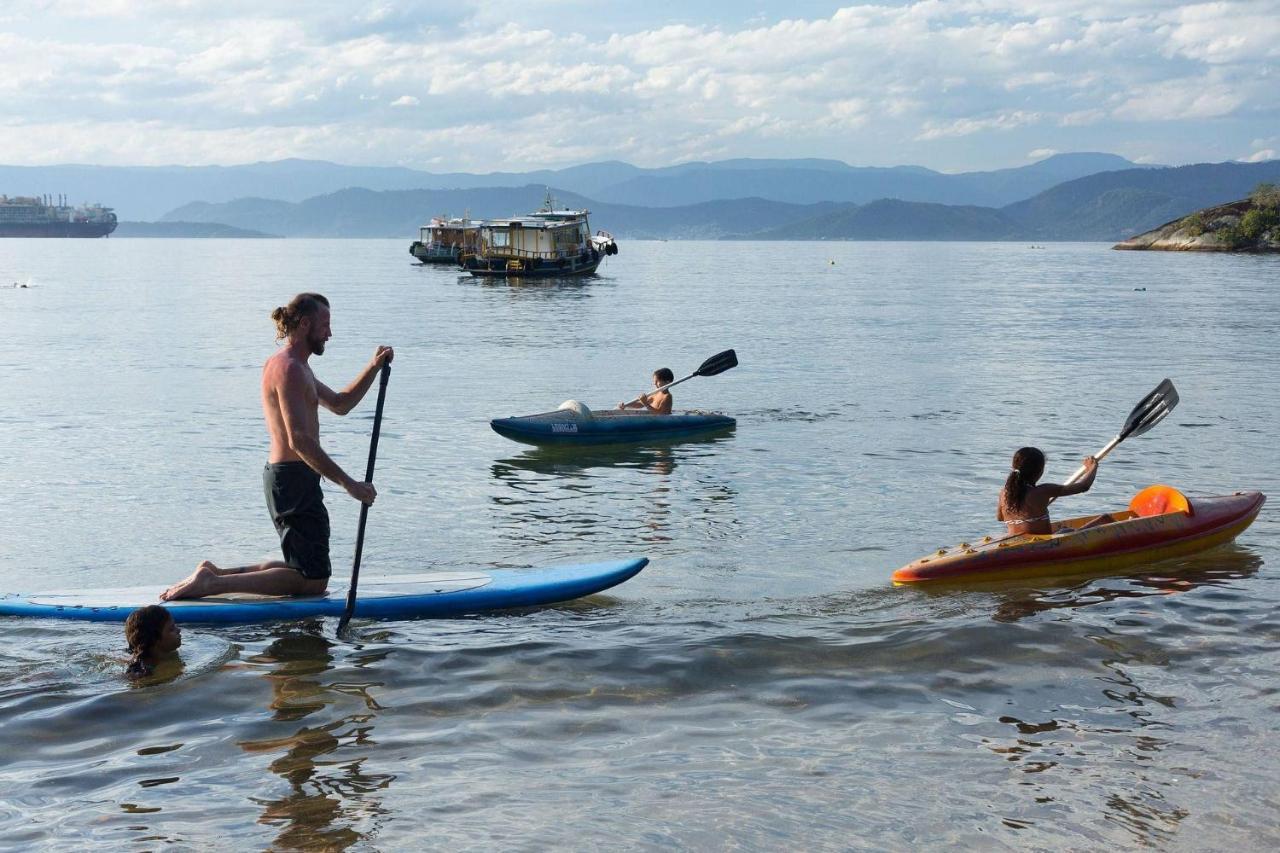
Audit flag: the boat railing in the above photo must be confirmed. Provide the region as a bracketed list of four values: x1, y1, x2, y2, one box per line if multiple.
[468, 245, 590, 261]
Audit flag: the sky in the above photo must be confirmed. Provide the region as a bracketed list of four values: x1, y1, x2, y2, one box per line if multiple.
[0, 1, 1276, 173]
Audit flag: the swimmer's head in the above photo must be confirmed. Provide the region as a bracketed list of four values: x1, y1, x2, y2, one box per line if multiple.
[125, 605, 180, 677]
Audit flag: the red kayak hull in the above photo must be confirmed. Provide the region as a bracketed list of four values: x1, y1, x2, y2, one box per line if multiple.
[893, 491, 1266, 584]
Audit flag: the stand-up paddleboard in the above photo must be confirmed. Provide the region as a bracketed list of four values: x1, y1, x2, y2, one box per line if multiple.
[0, 558, 648, 624]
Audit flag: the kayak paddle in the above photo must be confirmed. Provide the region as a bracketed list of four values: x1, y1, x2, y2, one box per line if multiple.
[1059, 378, 1179, 491]
[622, 349, 738, 406]
[337, 361, 391, 637]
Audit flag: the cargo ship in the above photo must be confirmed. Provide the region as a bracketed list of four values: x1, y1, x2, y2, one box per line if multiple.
[0, 194, 117, 238]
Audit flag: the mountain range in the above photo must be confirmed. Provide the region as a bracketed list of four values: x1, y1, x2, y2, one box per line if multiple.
[160, 160, 1280, 242]
[3, 152, 1138, 221]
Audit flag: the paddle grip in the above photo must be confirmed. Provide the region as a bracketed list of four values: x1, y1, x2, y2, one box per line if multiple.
[1060, 434, 1122, 490]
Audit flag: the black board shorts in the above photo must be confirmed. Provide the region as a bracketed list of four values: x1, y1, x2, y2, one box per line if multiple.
[263, 462, 332, 580]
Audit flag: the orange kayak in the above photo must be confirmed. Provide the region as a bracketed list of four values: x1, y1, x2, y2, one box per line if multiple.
[893, 486, 1266, 584]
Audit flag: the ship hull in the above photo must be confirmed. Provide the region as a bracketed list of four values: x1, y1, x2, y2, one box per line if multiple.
[461, 252, 602, 278]
[410, 241, 461, 263]
[0, 222, 116, 238]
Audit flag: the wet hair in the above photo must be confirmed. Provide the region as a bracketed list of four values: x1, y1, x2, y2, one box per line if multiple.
[654, 368, 674, 385]
[125, 604, 172, 678]
[1001, 446, 1046, 515]
[271, 293, 330, 341]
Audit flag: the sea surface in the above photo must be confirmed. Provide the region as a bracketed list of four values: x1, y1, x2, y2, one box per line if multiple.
[1, 239, 1277, 850]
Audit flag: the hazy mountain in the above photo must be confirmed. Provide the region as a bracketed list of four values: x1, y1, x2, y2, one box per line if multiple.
[158, 159, 1278, 242]
[3, 152, 1142, 220]
[746, 160, 1280, 241]
[114, 221, 280, 238]
[163, 186, 840, 239]
[1004, 160, 1280, 239]
[589, 153, 1141, 208]
[744, 199, 1022, 240]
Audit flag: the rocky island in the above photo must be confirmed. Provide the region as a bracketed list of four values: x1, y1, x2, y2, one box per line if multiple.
[1114, 183, 1280, 252]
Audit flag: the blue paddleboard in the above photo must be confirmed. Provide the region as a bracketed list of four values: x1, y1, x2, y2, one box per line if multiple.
[0, 558, 648, 624]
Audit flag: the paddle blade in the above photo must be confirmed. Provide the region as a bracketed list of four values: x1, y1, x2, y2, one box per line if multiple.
[694, 349, 738, 377]
[1121, 378, 1178, 440]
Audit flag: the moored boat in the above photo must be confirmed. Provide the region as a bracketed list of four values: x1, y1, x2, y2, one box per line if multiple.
[491, 403, 734, 446]
[892, 486, 1266, 584]
[459, 191, 618, 278]
[409, 215, 481, 263]
[0, 194, 117, 238]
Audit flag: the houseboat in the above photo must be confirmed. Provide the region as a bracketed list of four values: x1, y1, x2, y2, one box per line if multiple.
[409, 215, 481, 264]
[459, 192, 617, 278]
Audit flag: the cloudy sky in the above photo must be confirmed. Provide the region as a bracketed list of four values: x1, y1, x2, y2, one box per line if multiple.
[1, 1, 1276, 172]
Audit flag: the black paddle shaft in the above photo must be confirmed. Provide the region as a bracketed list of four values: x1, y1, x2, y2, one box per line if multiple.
[338, 362, 391, 635]
[626, 349, 738, 405]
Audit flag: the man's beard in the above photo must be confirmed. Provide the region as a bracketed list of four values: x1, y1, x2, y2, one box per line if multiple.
[308, 331, 326, 355]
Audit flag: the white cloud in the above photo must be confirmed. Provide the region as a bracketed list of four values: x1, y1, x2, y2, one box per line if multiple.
[1028, 148, 1058, 160]
[916, 111, 1044, 141]
[0, 1, 1272, 170]
[1244, 149, 1276, 162]
[1113, 78, 1248, 121]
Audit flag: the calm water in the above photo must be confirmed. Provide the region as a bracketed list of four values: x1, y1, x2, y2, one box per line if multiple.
[1, 239, 1277, 849]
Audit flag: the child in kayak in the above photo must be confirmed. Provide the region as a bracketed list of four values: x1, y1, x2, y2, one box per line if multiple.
[618, 368, 674, 414]
[125, 605, 182, 678]
[998, 446, 1113, 535]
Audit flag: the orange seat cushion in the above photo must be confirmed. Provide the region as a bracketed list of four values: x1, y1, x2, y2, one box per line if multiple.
[1129, 484, 1192, 517]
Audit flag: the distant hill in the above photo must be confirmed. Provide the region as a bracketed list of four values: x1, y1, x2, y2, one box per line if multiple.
[2, 152, 1142, 220]
[742, 199, 1022, 240]
[163, 186, 840, 239]
[156, 159, 1280, 242]
[114, 220, 279, 238]
[589, 153, 1139, 208]
[1003, 160, 1280, 239]
[747, 160, 1280, 242]
[1115, 187, 1280, 252]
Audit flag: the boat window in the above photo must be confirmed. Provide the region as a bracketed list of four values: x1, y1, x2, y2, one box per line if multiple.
[491, 231, 509, 248]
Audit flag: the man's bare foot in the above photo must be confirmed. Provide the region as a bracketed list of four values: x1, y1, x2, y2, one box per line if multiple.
[161, 563, 220, 601]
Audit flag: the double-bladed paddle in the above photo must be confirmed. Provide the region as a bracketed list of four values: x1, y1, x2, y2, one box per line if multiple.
[1058, 378, 1179, 492]
[622, 349, 738, 407]
[337, 362, 391, 637]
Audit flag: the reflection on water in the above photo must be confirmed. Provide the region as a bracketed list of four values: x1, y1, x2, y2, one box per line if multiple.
[908, 546, 1266, 624]
[489, 434, 738, 552]
[238, 629, 394, 850]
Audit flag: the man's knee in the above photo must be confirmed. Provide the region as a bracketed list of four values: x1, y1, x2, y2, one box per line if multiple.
[300, 577, 328, 596]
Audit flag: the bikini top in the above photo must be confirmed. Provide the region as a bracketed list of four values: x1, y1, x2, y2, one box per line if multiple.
[1004, 514, 1049, 526]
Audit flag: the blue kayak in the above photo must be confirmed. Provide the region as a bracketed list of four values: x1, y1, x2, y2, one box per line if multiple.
[0, 558, 648, 624]
[491, 407, 735, 446]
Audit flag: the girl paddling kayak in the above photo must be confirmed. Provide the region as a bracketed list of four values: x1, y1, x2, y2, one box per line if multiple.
[997, 447, 1113, 535]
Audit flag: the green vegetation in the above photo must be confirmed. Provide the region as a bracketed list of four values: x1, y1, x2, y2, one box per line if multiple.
[1250, 182, 1280, 208]
[1180, 211, 1205, 236]
[1240, 205, 1279, 240]
[1216, 223, 1246, 248]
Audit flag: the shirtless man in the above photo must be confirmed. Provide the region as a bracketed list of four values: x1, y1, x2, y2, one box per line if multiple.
[162, 293, 393, 600]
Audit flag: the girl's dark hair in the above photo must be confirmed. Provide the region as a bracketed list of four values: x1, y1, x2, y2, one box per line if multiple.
[1001, 446, 1046, 514]
[271, 293, 330, 341]
[654, 368, 674, 385]
[125, 605, 171, 678]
